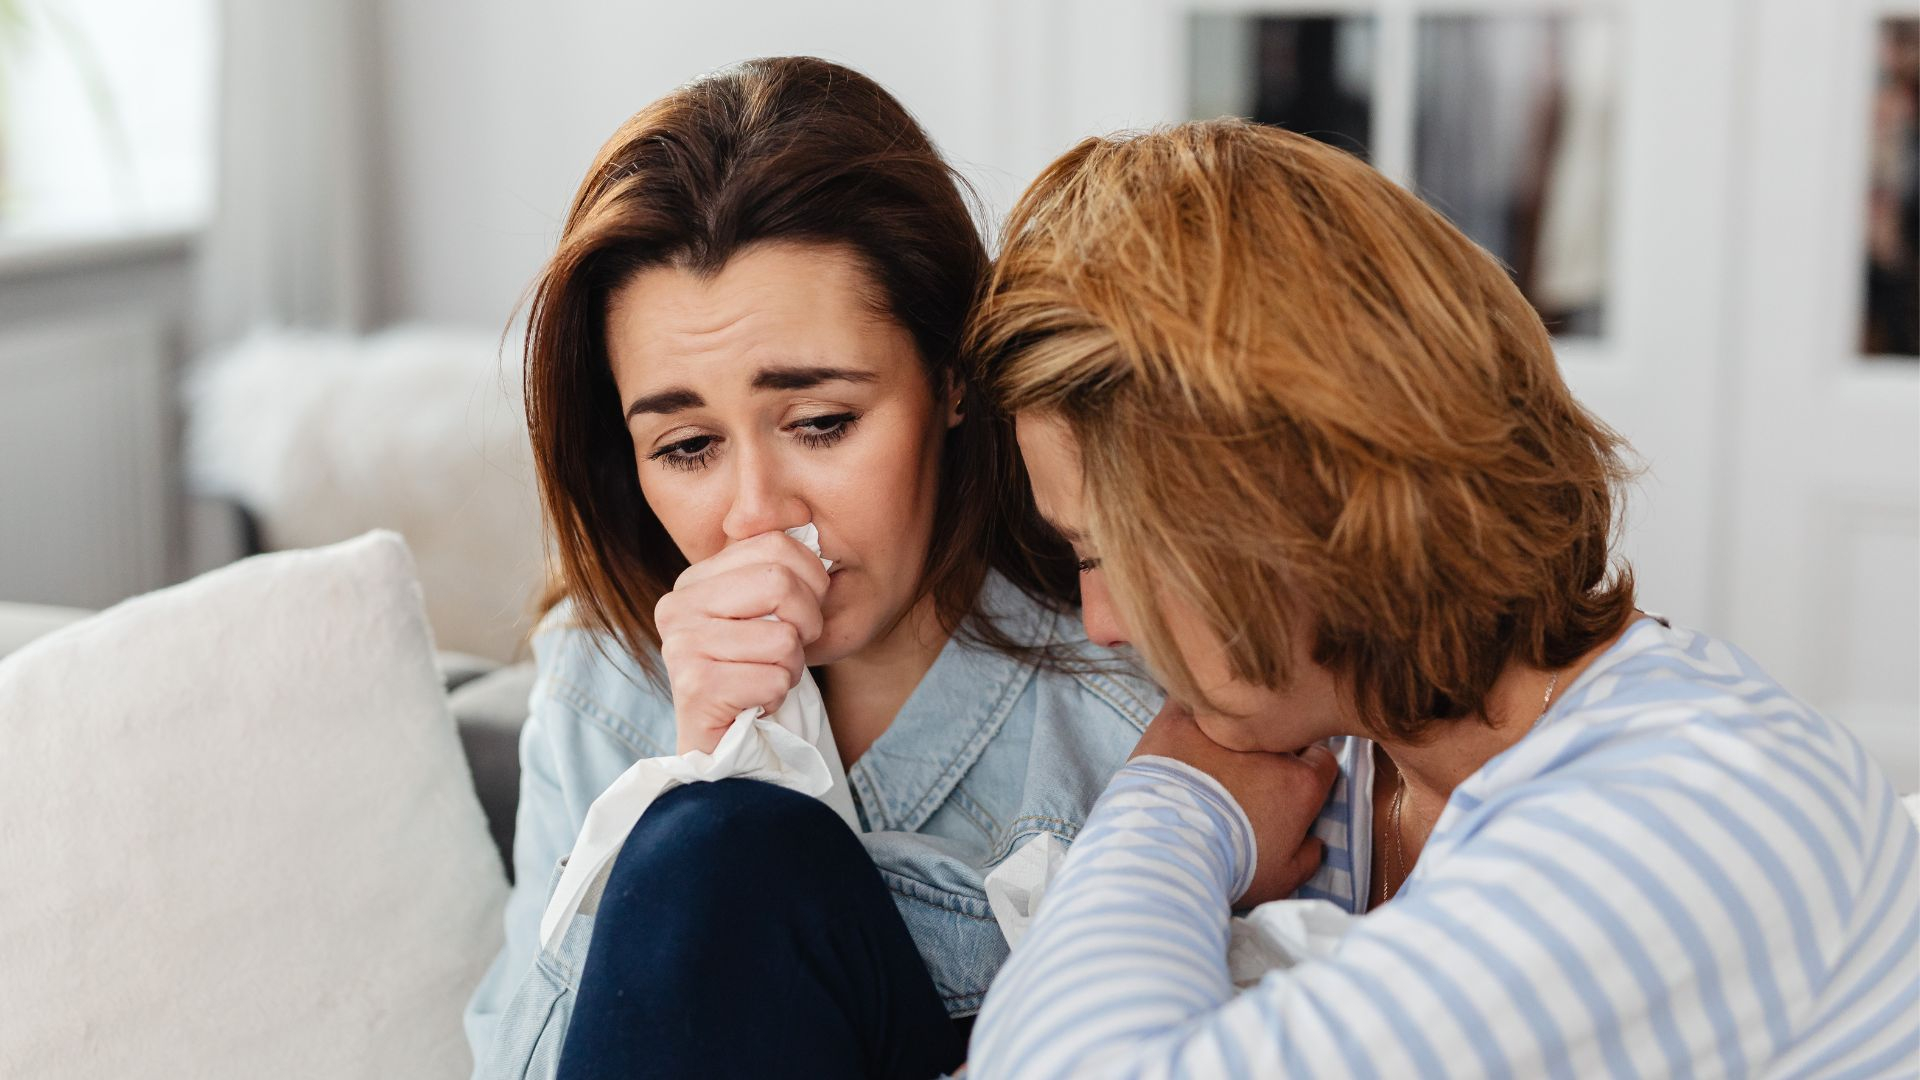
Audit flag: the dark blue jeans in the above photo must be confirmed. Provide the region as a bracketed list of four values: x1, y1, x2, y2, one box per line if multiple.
[556, 778, 968, 1079]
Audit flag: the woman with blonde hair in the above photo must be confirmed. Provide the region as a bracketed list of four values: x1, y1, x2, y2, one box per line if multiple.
[968, 120, 1919, 1078]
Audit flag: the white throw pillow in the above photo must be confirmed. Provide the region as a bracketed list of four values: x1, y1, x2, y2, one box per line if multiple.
[0, 531, 507, 1078]
[185, 328, 544, 663]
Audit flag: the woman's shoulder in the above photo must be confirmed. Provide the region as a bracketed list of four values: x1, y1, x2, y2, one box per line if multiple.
[1544, 616, 1846, 762]
[973, 572, 1164, 735]
[1472, 617, 1892, 861]
[1036, 638, 1164, 735]
[527, 600, 676, 760]
[1441, 619, 1915, 1017]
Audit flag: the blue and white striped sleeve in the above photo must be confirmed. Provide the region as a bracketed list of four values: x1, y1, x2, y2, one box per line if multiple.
[967, 755, 1266, 1077]
[968, 737, 1919, 1079]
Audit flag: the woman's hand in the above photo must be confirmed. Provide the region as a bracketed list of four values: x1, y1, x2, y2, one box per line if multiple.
[654, 531, 831, 754]
[1130, 701, 1338, 907]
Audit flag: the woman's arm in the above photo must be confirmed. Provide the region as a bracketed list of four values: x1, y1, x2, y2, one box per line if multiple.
[461, 637, 662, 1068]
[967, 757, 1258, 1078]
[970, 732, 1890, 1079]
[460, 698, 578, 1058]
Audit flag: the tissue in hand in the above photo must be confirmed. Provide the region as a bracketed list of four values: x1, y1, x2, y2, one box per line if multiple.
[537, 523, 858, 954]
[983, 753, 1355, 990]
[985, 832, 1353, 987]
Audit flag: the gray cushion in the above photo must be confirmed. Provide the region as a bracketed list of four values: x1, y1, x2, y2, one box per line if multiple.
[449, 663, 536, 880]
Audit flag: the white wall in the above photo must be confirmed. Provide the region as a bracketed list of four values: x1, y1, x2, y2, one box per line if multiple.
[369, 0, 1041, 330]
[361, 1, 1916, 785]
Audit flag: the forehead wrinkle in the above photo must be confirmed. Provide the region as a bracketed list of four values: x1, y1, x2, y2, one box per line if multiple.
[607, 244, 909, 409]
[639, 295, 764, 349]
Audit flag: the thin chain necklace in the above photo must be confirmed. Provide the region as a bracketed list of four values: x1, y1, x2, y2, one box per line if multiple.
[1377, 669, 1561, 907]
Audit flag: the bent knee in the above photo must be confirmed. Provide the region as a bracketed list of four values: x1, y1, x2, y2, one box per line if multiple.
[610, 779, 859, 894]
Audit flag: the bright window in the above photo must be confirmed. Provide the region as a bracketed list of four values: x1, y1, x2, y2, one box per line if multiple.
[0, 0, 216, 241]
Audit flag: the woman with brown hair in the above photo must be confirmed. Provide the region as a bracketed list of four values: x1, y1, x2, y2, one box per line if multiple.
[462, 59, 1155, 1079]
[968, 120, 1919, 1077]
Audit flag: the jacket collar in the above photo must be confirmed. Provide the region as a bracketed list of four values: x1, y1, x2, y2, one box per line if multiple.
[846, 572, 1064, 832]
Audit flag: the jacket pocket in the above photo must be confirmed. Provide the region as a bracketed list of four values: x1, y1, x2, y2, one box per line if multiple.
[878, 869, 1007, 1018]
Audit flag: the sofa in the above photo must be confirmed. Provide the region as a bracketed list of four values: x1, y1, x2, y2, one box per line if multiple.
[0, 593, 533, 884]
[0, 533, 525, 1077]
[0, 329, 545, 1075]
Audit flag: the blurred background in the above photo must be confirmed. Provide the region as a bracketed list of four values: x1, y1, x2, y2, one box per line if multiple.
[0, 0, 1913, 786]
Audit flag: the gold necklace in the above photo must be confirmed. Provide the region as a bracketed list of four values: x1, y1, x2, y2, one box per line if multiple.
[1378, 669, 1561, 906]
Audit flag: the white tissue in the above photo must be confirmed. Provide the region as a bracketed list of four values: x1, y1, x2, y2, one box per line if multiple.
[537, 523, 859, 954]
[983, 833, 1067, 947]
[985, 836, 1354, 989]
[1226, 899, 1353, 986]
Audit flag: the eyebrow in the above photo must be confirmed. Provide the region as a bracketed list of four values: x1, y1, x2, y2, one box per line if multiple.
[624, 388, 706, 419]
[623, 365, 879, 421]
[750, 364, 879, 392]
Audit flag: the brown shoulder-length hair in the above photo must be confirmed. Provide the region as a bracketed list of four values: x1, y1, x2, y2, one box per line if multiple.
[974, 120, 1637, 739]
[525, 56, 1077, 678]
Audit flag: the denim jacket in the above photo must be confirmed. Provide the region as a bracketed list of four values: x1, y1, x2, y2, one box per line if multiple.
[464, 572, 1160, 1078]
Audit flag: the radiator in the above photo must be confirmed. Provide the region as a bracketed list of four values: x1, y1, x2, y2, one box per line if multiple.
[0, 316, 172, 609]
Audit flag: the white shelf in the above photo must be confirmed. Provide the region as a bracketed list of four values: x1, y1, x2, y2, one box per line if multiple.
[0, 221, 199, 281]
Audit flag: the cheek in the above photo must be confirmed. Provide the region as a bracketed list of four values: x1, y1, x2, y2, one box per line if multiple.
[814, 407, 943, 549]
[1164, 614, 1290, 748]
[1191, 711, 1267, 753]
[806, 416, 942, 657]
[1191, 681, 1307, 753]
[1160, 602, 1238, 691]
[1078, 573, 1131, 643]
[636, 466, 731, 565]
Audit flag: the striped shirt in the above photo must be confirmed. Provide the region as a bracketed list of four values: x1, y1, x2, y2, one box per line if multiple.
[1293, 735, 1372, 913]
[970, 617, 1920, 1078]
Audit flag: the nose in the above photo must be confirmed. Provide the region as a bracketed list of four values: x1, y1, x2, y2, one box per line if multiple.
[720, 442, 810, 542]
[1078, 570, 1131, 649]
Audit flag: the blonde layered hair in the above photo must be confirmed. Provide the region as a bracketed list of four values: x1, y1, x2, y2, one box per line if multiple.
[976, 120, 1636, 738]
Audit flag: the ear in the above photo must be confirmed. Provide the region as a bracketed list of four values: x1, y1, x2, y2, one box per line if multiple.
[944, 374, 966, 430]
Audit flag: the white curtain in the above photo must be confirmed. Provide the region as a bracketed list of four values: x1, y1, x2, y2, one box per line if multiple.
[193, 0, 376, 349]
